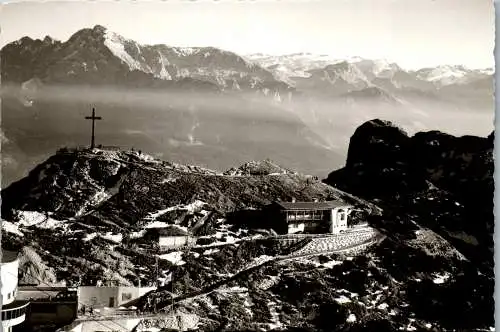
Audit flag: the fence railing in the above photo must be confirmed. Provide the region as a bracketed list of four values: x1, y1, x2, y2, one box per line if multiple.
[1, 301, 30, 321]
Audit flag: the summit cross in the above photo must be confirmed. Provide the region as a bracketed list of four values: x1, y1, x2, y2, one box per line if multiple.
[85, 107, 102, 149]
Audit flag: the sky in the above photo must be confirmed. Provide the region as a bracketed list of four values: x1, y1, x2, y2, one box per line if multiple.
[0, 0, 495, 70]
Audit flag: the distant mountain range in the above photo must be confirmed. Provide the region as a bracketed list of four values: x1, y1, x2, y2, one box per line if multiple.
[0, 25, 495, 187]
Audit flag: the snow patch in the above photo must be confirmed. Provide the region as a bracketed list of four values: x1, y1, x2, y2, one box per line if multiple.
[377, 303, 389, 310]
[15, 211, 66, 229]
[104, 31, 143, 71]
[323, 259, 343, 268]
[334, 295, 352, 304]
[144, 221, 171, 229]
[203, 249, 220, 255]
[102, 232, 123, 243]
[155, 51, 172, 80]
[75, 189, 112, 217]
[226, 286, 248, 292]
[346, 314, 357, 323]
[1, 220, 24, 237]
[130, 230, 146, 239]
[83, 233, 98, 242]
[251, 255, 274, 266]
[142, 200, 207, 227]
[433, 272, 451, 284]
[158, 251, 185, 265]
[173, 47, 198, 56]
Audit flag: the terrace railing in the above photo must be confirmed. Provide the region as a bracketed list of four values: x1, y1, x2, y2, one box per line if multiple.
[1, 300, 30, 321]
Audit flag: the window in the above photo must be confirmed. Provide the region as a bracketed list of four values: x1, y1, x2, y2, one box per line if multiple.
[7, 292, 11, 299]
[122, 293, 132, 301]
[340, 213, 345, 221]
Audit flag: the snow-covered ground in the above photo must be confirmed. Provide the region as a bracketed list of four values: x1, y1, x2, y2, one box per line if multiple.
[1, 220, 24, 237]
[83, 233, 98, 242]
[432, 272, 451, 284]
[346, 313, 357, 323]
[14, 210, 67, 229]
[102, 232, 123, 243]
[203, 248, 220, 255]
[130, 230, 147, 239]
[158, 251, 185, 265]
[334, 295, 352, 304]
[141, 200, 207, 228]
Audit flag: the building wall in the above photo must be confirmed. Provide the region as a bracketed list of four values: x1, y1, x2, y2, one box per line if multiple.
[285, 209, 334, 234]
[329, 208, 349, 234]
[1, 313, 26, 331]
[287, 223, 305, 234]
[1, 259, 19, 305]
[159, 236, 195, 249]
[28, 301, 77, 326]
[77, 286, 157, 309]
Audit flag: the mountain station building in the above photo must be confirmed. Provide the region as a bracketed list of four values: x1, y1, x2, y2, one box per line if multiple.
[1, 251, 30, 332]
[267, 200, 353, 234]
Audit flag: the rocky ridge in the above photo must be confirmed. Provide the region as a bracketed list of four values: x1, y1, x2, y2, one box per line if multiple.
[1, 119, 494, 331]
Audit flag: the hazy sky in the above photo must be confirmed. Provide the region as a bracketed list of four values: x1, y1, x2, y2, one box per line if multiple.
[0, 0, 495, 70]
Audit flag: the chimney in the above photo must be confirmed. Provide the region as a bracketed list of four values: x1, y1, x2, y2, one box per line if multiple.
[291, 197, 296, 203]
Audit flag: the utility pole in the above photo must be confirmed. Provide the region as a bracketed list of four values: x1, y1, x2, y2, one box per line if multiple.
[155, 256, 159, 288]
[85, 107, 102, 149]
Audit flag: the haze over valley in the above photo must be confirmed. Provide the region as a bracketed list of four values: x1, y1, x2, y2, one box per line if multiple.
[0, 25, 494, 187]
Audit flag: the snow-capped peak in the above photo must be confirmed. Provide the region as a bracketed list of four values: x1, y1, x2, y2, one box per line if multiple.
[479, 68, 495, 75]
[103, 30, 144, 71]
[421, 65, 469, 82]
[172, 47, 199, 57]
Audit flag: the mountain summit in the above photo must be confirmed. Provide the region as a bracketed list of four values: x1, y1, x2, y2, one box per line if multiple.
[0, 120, 494, 331]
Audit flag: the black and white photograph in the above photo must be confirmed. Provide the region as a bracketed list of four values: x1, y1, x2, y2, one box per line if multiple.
[0, 0, 495, 331]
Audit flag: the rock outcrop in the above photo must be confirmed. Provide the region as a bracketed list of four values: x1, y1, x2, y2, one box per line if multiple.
[324, 119, 494, 269]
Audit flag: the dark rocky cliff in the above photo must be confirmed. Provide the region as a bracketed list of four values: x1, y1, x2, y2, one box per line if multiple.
[324, 119, 494, 270]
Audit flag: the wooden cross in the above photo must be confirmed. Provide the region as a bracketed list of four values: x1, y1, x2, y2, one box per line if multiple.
[85, 107, 102, 149]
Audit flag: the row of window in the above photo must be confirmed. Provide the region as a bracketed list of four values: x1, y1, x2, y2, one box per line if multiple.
[286, 211, 326, 221]
[286, 211, 346, 222]
[1, 306, 27, 321]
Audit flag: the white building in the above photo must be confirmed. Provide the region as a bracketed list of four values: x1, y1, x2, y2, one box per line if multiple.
[1, 251, 30, 332]
[269, 200, 353, 234]
[77, 286, 156, 310]
[148, 226, 195, 250]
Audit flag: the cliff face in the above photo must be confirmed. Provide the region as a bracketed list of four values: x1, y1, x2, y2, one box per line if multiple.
[324, 119, 494, 269]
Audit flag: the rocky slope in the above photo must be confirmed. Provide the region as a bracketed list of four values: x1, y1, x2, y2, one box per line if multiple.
[1, 147, 373, 287]
[130, 122, 494, 332]
[1, 119, 494, 331]
[325, 119, 494, 271]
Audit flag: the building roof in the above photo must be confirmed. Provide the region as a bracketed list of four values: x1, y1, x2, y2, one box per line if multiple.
[1, 250, 19, 264]
[157, 226, 189, 237]
[273, 200, 352, 211]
